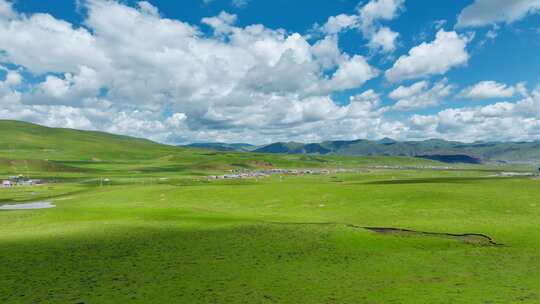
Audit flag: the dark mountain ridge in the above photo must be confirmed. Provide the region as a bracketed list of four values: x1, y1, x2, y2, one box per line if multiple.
[184, 138, 540, 163]
[184, 142, 256, 152]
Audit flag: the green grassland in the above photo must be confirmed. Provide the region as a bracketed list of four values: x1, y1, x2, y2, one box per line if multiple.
[1, 120, 540, 303]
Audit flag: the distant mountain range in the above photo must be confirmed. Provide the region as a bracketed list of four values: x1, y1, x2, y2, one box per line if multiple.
[185, 142, 256, 152]
[184, 139, 540, 163]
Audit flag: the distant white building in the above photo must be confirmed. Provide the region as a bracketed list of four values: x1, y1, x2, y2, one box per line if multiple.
[20, 179, 41, 186]
[2, 180, 12, 187]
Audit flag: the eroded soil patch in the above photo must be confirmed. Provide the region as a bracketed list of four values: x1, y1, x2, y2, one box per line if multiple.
[266, 222, 502, 246]
[363, 227, 502, 246]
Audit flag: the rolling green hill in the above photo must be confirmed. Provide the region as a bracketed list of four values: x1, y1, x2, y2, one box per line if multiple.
[0, 120, 447, 177]
[6, 119, 540, 167]
[0, 120, 178, 161]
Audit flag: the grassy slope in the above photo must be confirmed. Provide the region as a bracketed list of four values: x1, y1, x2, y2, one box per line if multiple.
[0, 120, 178, 161]
[1, 120, 540, 303]
[0, 120, 447, 178]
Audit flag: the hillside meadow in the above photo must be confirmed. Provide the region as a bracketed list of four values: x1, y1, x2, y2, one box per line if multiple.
[1, 120, 540, 303]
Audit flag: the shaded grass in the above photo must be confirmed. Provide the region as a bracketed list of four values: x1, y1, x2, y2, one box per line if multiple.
[1, 144, 540, 303]
[2, 219, 540, 304]
[1, 221, 538, 304]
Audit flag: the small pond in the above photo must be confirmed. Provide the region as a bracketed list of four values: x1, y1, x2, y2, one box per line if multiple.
[0, 201, 56, 210]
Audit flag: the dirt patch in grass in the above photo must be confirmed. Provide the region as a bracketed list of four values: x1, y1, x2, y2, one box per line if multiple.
[266, 222, 503, 246]
[363, 227, 502, 246]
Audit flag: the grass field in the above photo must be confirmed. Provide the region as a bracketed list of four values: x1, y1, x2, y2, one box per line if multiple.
[1, 121, 540, 303]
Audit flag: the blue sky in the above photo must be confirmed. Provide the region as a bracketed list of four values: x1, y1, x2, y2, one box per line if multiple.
[0, 0, 540, 144]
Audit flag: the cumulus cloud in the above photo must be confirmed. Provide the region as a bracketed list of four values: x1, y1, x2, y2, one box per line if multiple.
[385, 30, 470, 82]
[4, 70, 21, 87]
[201, 11, 237, 35]
[0, 0, 14, 20]
[0, 11, 109, 74]
[0, 101, 192, 142]
[316, 0, 403, 54]
[406, 86, 540, 142]
[389, 79, 454, 111]
[0, 67, 21, 105]
[311, 35, 343, 70]
[358, 0, 403, 53]
[358, 0, 404, 31]
[459, 81, 521, 99]
[137, 1, 159, 17]
[0, 0, 390, 144]
[325, 56, 379, 91]
[457, 0, 540, 28]
[319, 14, 359, 35]
[368, 26, 399, 53]
[25, 66, 103, 105]
[3, 0, 537, 145]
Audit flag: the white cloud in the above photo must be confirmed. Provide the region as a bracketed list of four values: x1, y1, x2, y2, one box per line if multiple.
[368, 26, 399, 53]
[25, 66, 103, 105]
[0, 74, 191, 142]
[0, 0, 14, 20]
[358, 0, 404, 54]
[457, 0, 540, 28]
[201, 11, 237, 35]
[319, 14, 359, 35]
[486, 29, 498, 40]
[311, 35, 343, 70]
[0, 67, 21, 105]
[358, 0, 405, 32]
[459, 81, 519, 99]
[385, 30, 470, 82]
[137, 1, 159, 17]
[0, 0, 388, 144]
[4, 70, 21, 86]
[389, 80, 428, 100]
[313, 0, 403, 55]
[433, 20, 447, 30]
[232, 0, 249, 8]
[5, 0, 538, 145]
[0, 12, 109, 74]
[389, 79, 454, 111]
[347, 90, 384, 118]
[326, 55, 379, 91]
[405, 86, 540, 142]
[166, 113, 187, 128]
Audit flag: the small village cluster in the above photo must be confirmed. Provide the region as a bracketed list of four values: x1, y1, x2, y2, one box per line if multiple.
[205, 164, 467, 180]
[2, 175, 43, 187]
[207, 168, 349, 180]
[495, 172, 536, 177]
[370, 165, 454, 170]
